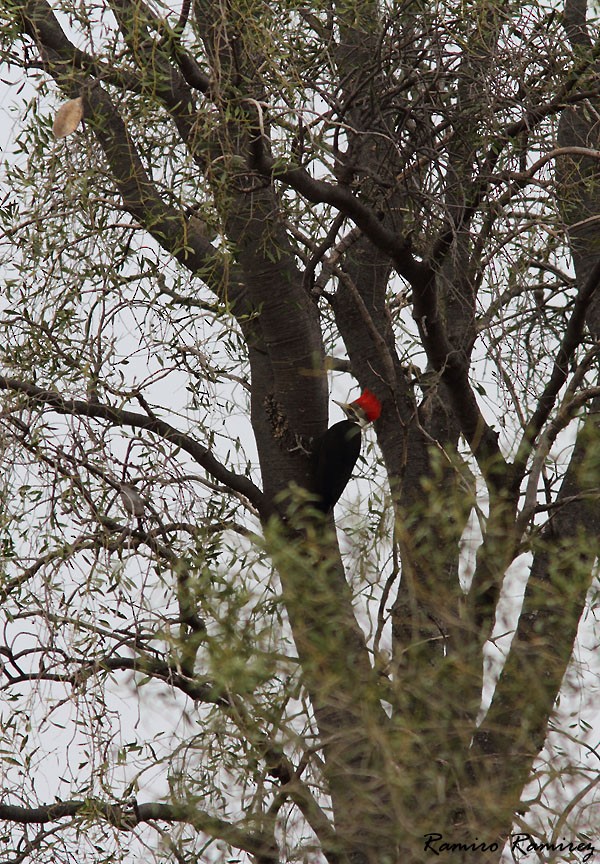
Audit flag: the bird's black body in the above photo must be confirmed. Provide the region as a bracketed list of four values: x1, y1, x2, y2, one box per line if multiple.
[313, 419, 362, 513]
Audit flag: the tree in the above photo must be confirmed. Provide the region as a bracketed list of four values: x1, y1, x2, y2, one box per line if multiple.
[0, 0, 598, 861]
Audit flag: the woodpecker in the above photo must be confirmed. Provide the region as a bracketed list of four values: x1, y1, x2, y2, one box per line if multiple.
[313, 389, 382, 513]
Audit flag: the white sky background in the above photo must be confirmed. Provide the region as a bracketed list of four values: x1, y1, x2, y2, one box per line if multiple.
[0, 30, 599, 864]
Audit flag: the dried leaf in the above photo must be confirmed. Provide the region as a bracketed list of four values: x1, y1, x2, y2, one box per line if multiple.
[53, 97, 84, 139]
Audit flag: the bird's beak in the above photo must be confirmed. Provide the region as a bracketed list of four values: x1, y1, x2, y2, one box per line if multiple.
[333, 399, 366, 425]
[333, 398, 353, 417]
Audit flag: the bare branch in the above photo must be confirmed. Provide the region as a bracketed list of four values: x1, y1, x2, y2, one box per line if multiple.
[513, 258, 600, 486]
[0, 799, 278, 863]
[412, 267, 509, 488]
[517, 377, 600, 534]
[0, 376, 265, 514]
[252, 147, 422, 285]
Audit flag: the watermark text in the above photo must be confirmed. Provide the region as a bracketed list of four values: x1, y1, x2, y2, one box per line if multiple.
[423, 832, 595, 862]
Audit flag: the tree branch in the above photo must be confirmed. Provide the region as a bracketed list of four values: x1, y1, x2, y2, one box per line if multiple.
[19, 0, 244, 305]
[18, 0, 144, 91]
[108, 0, 201, 152]
[88, 655, 228, 704]
[0, 799, 278, 862]
[251, 147, 422, 285]
[0, 376, 265, 514]
[512, 256, 600, 487]
[0, 642, 227, 706]
[412, 268, 509, 489]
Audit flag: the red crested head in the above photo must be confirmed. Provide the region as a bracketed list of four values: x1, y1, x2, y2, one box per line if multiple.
[352, 389, 382, 423]
[334, 388, 382, 426]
